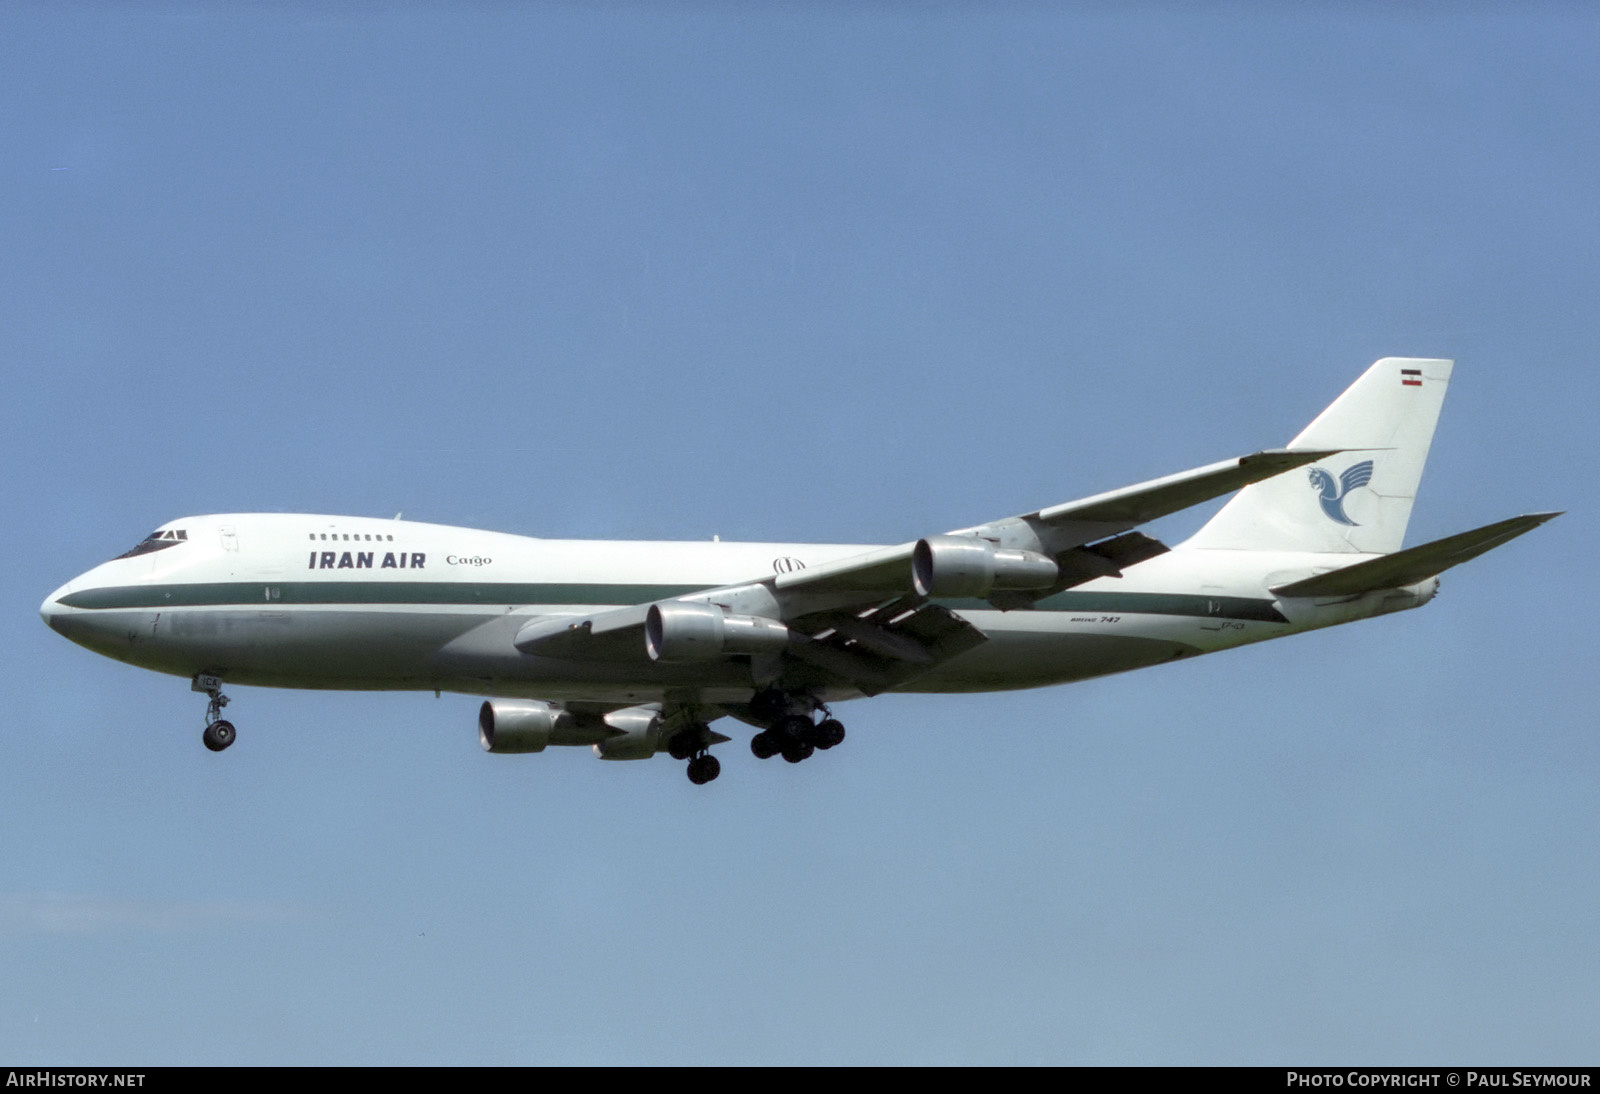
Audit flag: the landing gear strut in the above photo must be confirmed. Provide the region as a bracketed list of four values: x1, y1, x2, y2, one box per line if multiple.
[193, 673, 235, 752]
[748, 694, 846, 765]
[669, 722, 722, 785]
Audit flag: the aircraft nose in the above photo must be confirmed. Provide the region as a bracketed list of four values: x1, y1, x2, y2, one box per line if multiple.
[40, 582, 74, 634]
[41, 594, 63, 632]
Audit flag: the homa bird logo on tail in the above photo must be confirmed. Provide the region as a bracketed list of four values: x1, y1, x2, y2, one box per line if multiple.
[1308, 460, 1374, 526]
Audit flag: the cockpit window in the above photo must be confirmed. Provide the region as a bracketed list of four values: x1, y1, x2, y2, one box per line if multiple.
[115, 529, 187, 559]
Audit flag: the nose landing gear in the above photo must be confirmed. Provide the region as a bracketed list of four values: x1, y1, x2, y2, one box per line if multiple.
[193, 673, 235, 752]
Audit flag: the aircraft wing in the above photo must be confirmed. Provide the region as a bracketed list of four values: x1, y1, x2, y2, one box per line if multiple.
[513, 593, 987, 696]
[768, 596, 989, 696]
[771, 447, 1338, 601]
[513, 447, 1336, 693]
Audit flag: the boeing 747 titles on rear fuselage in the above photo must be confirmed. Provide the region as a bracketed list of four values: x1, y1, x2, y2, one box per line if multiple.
[41, 359, 1558, 785]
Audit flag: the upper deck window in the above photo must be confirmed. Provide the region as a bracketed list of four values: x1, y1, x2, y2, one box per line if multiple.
[308, 529, 397, 543]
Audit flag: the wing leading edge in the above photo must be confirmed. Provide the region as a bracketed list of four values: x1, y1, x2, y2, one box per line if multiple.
[771, 447, 1339, 599]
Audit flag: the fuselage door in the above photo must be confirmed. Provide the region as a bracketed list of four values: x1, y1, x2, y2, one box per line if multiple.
[1200, 584, 1228, 631]
[220, 525, 239, 552]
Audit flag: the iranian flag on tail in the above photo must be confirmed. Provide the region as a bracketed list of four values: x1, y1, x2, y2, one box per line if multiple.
[1401, 368, 1423, 386]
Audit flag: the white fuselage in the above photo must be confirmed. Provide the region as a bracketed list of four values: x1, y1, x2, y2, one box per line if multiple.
[40, 513, 1437, 708]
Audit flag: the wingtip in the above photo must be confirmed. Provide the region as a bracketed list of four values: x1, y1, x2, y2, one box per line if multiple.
[1248, 447, 1343, 466]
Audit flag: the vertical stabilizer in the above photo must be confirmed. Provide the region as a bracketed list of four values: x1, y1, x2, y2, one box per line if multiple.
[1185, 358, 1453, 554]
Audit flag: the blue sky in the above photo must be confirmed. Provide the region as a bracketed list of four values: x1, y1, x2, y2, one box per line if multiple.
[3, 3, 1595, 1064]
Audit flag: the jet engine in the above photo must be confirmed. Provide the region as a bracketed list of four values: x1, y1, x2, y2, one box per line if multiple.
[478, 699, 571, 754]
[644, 601, 790, 662]
[592, 706, 665, 760]
[912, 535, 1060, 598]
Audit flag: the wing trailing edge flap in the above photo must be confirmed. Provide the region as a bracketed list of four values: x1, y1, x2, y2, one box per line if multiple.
[1270, 512, 1562, 598]
[784, 598, 989, 696]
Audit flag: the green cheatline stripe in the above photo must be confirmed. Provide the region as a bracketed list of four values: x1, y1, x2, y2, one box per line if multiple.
[938, 591, 1286, 622]
[58, 582, 706, 609]
[1038, 590, 1287, 622]
[57, 582, 1289, 623]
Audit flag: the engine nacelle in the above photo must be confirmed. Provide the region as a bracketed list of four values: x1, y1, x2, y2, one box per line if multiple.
[593, 706, 665, 761]
[912, 535, 1060, 598]
[479, 699, 569, 754]
[645, 601, 790, 663]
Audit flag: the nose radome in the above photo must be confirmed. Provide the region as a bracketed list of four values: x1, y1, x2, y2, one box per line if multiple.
[40, 582, 73, 633]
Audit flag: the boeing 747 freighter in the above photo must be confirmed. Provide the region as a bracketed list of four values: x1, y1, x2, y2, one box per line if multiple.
[41, 358, 1557, 785]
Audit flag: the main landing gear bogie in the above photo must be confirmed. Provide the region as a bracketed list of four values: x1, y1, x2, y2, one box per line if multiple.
[749, 700, 846, 766]
[686, 754, 721, 785]
[669, 723, 723, 786]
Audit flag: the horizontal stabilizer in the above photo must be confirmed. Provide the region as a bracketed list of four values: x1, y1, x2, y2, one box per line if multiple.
[1270, 512, 1562, 598]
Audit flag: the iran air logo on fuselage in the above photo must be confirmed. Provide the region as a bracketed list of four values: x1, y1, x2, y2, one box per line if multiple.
[1308, 460, 1374, 526]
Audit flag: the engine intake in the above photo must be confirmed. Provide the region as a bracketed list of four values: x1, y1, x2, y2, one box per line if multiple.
[645, 601, 790, 662]
[479, 699, 570, 754]
[912, 535, 1059, 598]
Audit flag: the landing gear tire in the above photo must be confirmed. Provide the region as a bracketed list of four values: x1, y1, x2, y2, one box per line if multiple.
[781, 741, 814, 764]
[752, 699, 842, 765]
[814, 718, 845, 750]
[202, 719, 236, 752]
[687, 754, 721, 785]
